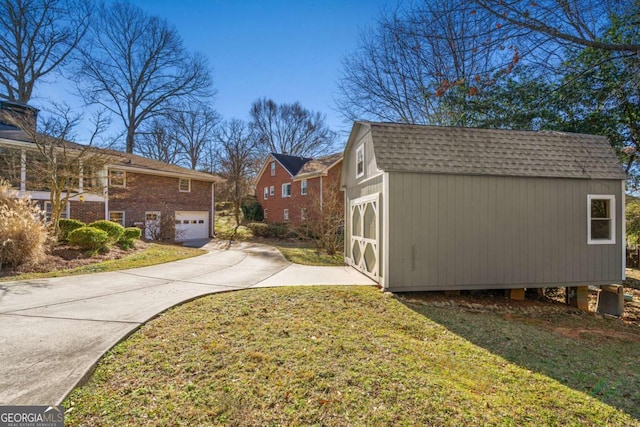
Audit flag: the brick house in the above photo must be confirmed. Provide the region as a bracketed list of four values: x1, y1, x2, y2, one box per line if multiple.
[0, 101, 223, 241]
[255, 152, 343, 226]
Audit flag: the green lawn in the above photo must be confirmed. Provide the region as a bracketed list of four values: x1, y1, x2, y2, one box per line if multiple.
[64, 286, 639, 426]
[269, 240, 344, 266]
[1, 243, 206, 282]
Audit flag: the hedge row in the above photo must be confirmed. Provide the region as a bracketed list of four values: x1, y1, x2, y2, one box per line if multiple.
[61, 218, 141, 252]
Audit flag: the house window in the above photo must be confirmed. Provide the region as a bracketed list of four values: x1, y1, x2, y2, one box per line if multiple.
[270, 185, 274, 196]
[301, 208, 307, 221]
[270, 162, 276, 176]
[356, 144, 365, 178]
[283, 209, 289, 221]
[44, 201, 68, 223]
[109, 211, 125, 226]
[301, 179, 308, 195]
[109, 169, 126, 187]
[587, 195, 615, 244]
[282, 183, 291, 198]
[263, 187, 269, 200]
[179, 178, 191, 192]
[264, 209, 268, 219]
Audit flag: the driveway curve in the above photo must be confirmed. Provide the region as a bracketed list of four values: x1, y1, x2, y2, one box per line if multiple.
[0, 241, 374, 405]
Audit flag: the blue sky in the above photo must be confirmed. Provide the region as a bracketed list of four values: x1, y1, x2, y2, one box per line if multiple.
[37, 0, 392, 142]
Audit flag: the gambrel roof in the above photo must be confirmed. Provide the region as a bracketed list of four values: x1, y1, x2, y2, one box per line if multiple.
[362, 122, 627, 180]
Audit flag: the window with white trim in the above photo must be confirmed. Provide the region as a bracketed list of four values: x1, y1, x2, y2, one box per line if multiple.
[282, 183, 291, 198]
[109, 211, 125, 226]
[301, 179, 308, 195]
[588, 195, 615, 244]
[356, 144, 364, 178]
[270, 185, 274, 196]
[301, 208, 307, 221]
[283, 208, 289, 221]
[264, 209, 268, 219]
[109, 169, 126, 187]
[44, 201, 68, 223]
[263, 187, 269, 200]
[179, 178, 191, 192]
[270, 161, 276, 176]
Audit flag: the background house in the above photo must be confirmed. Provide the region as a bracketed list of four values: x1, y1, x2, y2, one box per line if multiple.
[0, 100, 223, 242]
[256, 152, 343, 226]
[342, 121, 627, 292]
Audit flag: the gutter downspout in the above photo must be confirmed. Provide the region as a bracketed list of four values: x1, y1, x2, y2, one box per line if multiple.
[320, 176, 323, 211]
[103, 167, 109, 220]
[211, 182, 216, 237]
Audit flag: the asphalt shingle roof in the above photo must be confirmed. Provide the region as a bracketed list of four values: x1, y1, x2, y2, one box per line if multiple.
[272, 153, 312, 176]
[296, 152, 343, 177]
[367, 122, 627, 180]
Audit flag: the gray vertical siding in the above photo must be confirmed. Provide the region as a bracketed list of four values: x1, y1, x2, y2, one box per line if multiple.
[343, 126, 385, 278]
[387, 173, 623, 291]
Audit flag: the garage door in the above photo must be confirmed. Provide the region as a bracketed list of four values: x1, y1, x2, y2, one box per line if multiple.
[349, 194, 379, 280]
[175, 211, 209, 242]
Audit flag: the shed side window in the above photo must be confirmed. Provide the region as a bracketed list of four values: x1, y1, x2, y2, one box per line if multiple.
[588, 195, 615, 244]
[356, 145, 364, 178]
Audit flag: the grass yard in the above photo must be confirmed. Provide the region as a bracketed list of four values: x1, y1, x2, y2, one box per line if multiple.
[0, 243, 206, 281]
[263, 238, 344, 266]
[64, 286, 639, 426]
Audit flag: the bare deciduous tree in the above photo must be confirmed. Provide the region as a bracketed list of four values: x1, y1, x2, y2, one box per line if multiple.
[216, 119, 258, 234]
[250, 98, 336, 157]
[336, 0, 509, 125]
[172, 104, 220, 170]
[77, 1, 213, 154]
[475, 0, 640, 53]
[136, 117, 182, 165]
[0, 0, 92, 103]
[0, 103, 109, 236]
[297, 177, 344, 256]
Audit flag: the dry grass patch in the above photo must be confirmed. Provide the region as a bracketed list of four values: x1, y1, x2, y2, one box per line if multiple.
[64, 287, 638, 426]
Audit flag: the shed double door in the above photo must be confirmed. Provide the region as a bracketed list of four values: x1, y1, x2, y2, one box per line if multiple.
[349, 194, 379, 280]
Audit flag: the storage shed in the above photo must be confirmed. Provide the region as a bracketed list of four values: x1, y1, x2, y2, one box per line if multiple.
[341, 122, 627, 292]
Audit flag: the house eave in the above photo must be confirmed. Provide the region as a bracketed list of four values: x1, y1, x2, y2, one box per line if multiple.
[109, 164, 222, 183]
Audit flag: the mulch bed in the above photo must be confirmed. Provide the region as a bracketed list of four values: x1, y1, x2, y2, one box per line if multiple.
[0, 241, 148, 278]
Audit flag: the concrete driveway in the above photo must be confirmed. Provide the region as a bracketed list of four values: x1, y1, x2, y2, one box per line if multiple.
[0, 241, 374, 405]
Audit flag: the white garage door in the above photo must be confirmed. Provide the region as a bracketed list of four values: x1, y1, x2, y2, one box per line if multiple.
[349, 194, 379, 281]
[175, 211, 209, 242]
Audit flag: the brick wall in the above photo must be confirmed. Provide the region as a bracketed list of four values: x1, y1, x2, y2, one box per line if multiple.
[257, 159, 343, 227]
[257, 159, 297, 224]
[70, 201, 104, 224]
[109, 171, 213, 238]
